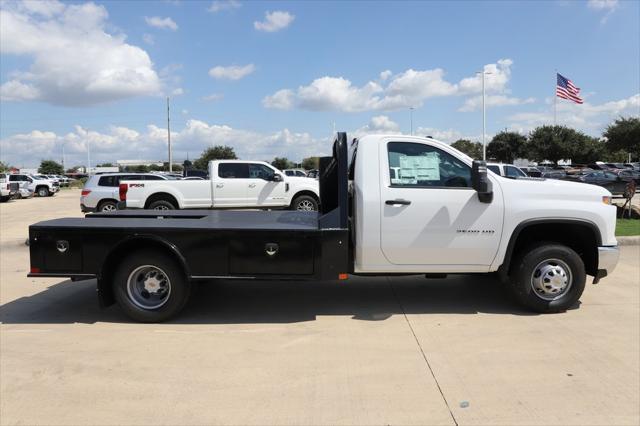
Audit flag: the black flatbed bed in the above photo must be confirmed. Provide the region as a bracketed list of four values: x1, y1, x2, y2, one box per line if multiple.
[35, 210, 321, 231]
[28, 133, 351, 310]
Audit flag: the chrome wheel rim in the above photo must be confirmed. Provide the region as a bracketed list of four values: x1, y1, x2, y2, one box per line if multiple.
[530, 258, 572, 301]
[296, 199, 316, 211]
[101, 204, 117, 212]
[154, 205, 170, 210]
[126, 265, 171, 309]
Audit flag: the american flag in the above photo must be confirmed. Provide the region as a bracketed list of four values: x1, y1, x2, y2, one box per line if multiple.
[556, 73, 583, 104]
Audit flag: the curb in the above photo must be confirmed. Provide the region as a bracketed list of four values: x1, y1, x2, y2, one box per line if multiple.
[616, 236, 640, 246]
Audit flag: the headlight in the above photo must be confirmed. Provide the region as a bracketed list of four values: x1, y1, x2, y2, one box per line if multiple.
[602, 196, 612, 205]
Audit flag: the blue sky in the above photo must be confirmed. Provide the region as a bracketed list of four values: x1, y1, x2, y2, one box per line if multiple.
[1, 0, 638, 168]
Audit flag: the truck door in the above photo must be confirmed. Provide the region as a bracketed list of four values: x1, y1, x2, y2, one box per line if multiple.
[379, 141, 503, 266]
[213, 163, 249, 207]
[247, 163, 287, 207]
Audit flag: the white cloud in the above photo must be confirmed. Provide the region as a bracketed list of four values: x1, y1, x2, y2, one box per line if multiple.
[263, 59, 517, 112]
[587, 0, 618, 10]
[262, 89, 295, 109]
[144, 16, 178, 31]
[208, 64, 255, 80]
[0, 121, 332, 168]
[0, 1, 161, 106]
[171, 87, 184, 96]
[508, 93, 639, 133]
[202, 93, 224, 101]
[142, 33, 154, 45]
[208, 0, 241, 13]
[254, 11, 295, 32]
[379, 70, 392, 81]
[459, 95, 536, 112]
[587, 0, 619, 23]
[352, 115, 400, 137]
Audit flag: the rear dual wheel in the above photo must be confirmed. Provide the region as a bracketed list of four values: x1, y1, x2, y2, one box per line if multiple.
[113, 251, 191, 322]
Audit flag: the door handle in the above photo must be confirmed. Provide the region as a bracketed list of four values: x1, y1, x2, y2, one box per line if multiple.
[216, 183, 224, 188]
[385, 199, 411, 206]
[248, 183, 256, 188]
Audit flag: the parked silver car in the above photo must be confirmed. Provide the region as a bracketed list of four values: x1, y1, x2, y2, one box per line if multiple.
[81, 173, 172, 212]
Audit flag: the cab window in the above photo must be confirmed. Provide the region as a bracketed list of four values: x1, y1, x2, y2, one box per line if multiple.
[505, 166, 526, 178]
[249, 164, 274, 180]
[218, 163, 249, 179]
[487, 165, 501, 175]
[387, 142, 471, 188]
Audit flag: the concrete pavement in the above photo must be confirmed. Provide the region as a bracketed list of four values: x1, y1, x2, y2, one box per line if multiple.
[1, 189, 638, 425]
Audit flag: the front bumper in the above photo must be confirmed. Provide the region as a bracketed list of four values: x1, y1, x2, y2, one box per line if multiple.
[593, 246, 620, 284]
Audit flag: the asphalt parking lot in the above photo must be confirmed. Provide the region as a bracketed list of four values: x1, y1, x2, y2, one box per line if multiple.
[1, 189, 639, 426]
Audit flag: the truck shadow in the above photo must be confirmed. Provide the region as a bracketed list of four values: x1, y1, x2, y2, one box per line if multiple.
[0, 274, 562, 325]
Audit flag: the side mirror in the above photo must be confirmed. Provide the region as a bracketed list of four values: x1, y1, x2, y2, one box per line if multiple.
[272, 174, 283, 182]
[471, 161, 493, 203]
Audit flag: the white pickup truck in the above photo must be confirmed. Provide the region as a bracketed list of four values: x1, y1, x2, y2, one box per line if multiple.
[29, 133, 619, 322]
[119, 160, 320, 211]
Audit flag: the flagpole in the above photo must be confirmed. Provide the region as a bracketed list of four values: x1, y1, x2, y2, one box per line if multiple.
[554, 69, 557, 126]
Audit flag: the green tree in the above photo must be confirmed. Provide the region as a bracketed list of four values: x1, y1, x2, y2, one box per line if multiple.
[271, 157, 293, 170]
[124, 165, 150, 173]
[38, 160, 64, 175]
[486, 131, 527, 163]
[571, 136, 605, 164]
[450, 139, 483, 159]
[603, 116, 640, 160]
[0, 161, 9, 172]
[301, 156, 320, 170]
[96, 163, 114, 167]
[527, 125, 588, 164]
[194, 145, 238, 170]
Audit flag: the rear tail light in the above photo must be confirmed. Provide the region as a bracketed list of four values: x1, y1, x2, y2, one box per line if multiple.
[30, 267, 41, 274]
[81, 189, 91, 197]
[119, 183, 128, 201]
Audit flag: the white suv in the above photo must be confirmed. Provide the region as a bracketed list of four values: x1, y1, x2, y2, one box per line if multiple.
[81, 173, 174, 212]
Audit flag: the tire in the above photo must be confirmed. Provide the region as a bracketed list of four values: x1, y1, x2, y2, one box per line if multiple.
[291, 195, 318, 211]
[0, 195, 10, 202]
[507, 243, 586, 313]
[98, 200, 118, 212]
[148, 199, 176, 210]
[113, 250, 191, 322]
[37, 186, 49, 197]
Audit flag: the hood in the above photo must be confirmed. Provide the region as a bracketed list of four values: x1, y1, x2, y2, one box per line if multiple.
[499, 176, 611, 200]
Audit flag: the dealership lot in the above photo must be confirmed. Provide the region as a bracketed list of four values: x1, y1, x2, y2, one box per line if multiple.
[1, 190, 638, 425]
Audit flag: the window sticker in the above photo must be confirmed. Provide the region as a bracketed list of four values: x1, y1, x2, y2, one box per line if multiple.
[398, 153, 440, 183]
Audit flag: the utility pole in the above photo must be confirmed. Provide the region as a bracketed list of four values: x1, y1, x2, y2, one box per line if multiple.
[87, 139, 91, 174]
[409, 107, 414, 135]
[167, 97, 172, 172]
[62, 142, 66, 172]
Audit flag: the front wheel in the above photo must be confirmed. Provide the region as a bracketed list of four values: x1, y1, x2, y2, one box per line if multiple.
[37, 186, 49, 197]
[113, 251, 191, 322]
[508, 243, 586, 313]
[291, 195, 318, 211]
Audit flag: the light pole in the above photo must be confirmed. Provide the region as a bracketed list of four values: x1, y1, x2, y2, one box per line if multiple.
[167, 97, 172, 172]
[476, 70, 493, 161]
[87, 139, 91, 174]
[62, 141, 66, 172]
[410, 107, 414, 135]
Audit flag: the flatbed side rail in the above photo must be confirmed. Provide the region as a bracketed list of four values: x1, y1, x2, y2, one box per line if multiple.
[319, 132, 348, 230]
